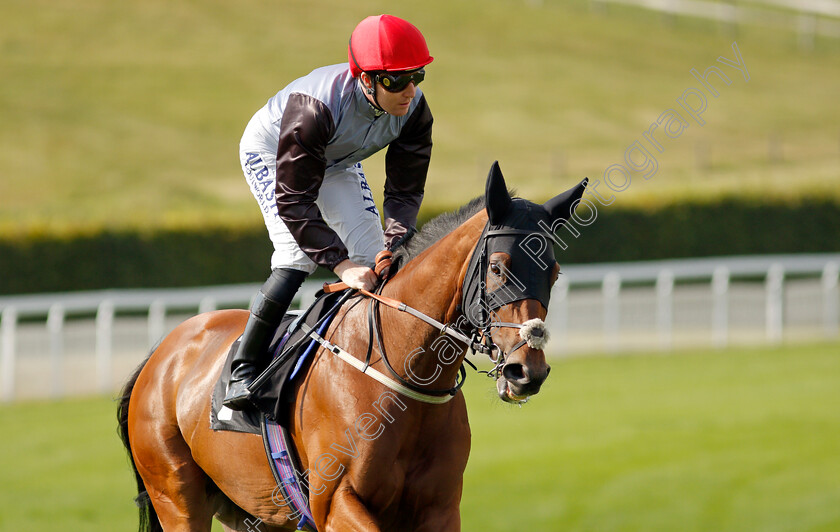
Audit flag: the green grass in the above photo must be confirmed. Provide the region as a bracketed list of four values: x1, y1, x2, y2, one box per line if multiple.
[463, 342, 840, 531]
[1, 341, 839, 531]
[1, 0, 839, 237]
[0, 393, 135, 531]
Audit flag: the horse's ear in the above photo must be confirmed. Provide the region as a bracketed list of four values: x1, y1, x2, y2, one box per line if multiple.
[544, 177, 589, 222]
[485, 161, 512, 225]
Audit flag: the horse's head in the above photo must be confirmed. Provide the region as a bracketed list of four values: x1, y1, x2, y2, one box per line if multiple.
[461, 162, 587, 404]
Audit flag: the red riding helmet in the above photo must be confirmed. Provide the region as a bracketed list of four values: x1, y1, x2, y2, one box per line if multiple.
[348, 15, 433, 77]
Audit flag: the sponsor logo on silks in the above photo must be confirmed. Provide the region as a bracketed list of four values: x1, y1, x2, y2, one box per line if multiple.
[356, 164, 379, 216]
[244, 152, 280, 220]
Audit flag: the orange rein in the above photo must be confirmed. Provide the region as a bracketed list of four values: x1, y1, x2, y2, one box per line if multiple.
[322, 250, 401, 309]
[321, 249, 494, 356]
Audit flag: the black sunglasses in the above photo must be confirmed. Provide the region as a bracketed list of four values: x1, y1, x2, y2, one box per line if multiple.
[375, 69, 425, 93]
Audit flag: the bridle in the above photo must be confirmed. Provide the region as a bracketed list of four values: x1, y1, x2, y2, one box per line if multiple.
[459, 222, 552, 380]
[316, 216, 552, 404]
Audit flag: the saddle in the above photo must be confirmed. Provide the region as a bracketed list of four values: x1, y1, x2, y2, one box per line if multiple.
[211, 287, 351, 432]
[209, 288, 351, 532]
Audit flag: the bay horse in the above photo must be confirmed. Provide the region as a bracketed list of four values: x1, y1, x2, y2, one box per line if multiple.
[117, 163, 586, 531]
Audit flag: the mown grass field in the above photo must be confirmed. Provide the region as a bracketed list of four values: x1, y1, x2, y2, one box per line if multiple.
[1, 342, 838, 531]
[1, 0, 839, 238]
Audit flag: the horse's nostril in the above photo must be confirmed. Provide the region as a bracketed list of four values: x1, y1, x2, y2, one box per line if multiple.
[503, 363, 527, 383]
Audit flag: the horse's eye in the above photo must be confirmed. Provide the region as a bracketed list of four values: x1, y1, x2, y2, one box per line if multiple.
[489, 263, 502, 275]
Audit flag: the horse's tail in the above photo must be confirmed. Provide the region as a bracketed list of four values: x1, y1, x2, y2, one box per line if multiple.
[117, 347, 164, 532]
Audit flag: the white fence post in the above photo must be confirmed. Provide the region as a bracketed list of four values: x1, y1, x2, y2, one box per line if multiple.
[823, 262, 839, 338]
[656, 269, 674, 351]
[798, 13, 817, 50]
[96, 300, 114, 394]
[712, 266, 729, 349]
[603, 272, 621, 352]
[47, 303, 65, 398]
[766, 264, 785, 344]
[148, 300, 166, 349]
[1, 306, 17, 402]
[550, 276, 570, 354]
[298, 284, 320, 310]
[199, 296, 217, 314]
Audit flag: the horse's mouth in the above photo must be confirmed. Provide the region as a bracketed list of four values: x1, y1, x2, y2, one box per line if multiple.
[496, 377, 529, 405]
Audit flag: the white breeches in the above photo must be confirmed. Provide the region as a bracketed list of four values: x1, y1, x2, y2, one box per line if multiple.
[240, 136, 384, 274]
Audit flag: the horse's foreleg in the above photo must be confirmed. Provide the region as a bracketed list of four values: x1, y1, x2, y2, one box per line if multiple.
[322, 487, 382, 532]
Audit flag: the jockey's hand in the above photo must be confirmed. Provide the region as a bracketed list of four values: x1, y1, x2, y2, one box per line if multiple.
[333, 259, 378, 291]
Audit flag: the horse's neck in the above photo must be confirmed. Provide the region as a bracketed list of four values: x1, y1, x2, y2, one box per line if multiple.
[379, 211, 488, 387]
[390, 211, 486, 323]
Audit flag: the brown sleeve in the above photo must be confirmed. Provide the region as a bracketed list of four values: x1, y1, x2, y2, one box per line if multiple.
[383, 94, 433, 249]
[275, 93, 348, 271]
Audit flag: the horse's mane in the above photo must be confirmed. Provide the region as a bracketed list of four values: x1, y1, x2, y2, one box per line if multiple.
[392, 195, 485, 270]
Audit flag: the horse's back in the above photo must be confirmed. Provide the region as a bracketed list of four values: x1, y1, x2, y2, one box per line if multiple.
[132, 310, 245, 409]
[129, 309, 246, 448]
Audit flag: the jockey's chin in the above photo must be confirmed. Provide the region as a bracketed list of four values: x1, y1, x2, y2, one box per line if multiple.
[375, 83, 417, 116]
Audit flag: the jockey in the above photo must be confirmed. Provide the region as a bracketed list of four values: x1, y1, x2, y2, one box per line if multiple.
[224, 14, 434, 410]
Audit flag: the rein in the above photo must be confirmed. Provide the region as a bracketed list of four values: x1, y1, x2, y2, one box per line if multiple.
[300, 322, 458, 404]
[370, 280, 468, 398]
[318, 280, 469, 404]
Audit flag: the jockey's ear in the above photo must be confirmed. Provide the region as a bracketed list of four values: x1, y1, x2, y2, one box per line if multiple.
[485, 161, 512, 225]
[543, 177, 589, 223]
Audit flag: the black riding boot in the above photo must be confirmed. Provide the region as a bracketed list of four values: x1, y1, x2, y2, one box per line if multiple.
[223, 268, 307, 410]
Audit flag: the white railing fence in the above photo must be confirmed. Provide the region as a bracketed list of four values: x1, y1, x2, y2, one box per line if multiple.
[589, 0, 840, 45]
[1, 253, 838, 402]
[548, 253, 839, 354]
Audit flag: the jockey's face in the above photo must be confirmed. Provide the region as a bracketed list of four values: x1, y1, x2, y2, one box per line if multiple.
[360, 72, 417, 117]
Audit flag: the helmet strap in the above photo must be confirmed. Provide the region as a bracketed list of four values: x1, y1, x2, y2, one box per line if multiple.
[359, 74, 387, 116]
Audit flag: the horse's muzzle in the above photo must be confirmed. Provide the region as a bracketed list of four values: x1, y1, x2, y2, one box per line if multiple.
[497, 360, 551, 403]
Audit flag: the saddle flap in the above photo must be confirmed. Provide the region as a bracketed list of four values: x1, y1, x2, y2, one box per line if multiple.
[210, 289, 349, 433]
